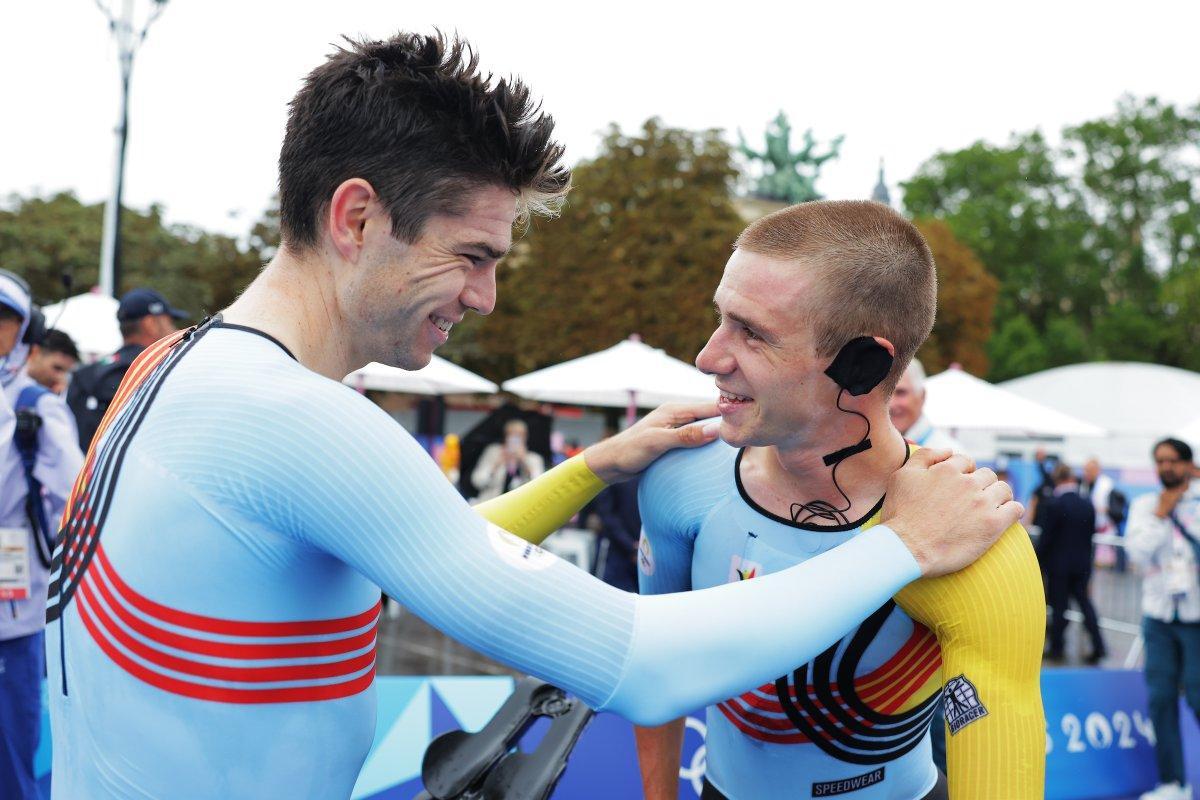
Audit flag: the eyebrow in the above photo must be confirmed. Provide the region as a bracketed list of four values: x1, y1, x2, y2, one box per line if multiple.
[459, 241, 510, 260]
[714, 302, 779, 342]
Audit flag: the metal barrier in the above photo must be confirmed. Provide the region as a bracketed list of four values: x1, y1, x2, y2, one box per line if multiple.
[1032, 530, 1146, 668]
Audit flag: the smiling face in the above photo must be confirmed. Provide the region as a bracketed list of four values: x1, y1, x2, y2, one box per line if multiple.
[695, 249, 839, 449]
[346, 185, 516, 370]
[887, 369, 924, 435]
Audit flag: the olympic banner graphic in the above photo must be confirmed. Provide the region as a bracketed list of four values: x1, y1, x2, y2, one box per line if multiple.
[32, 670, 1200, 798]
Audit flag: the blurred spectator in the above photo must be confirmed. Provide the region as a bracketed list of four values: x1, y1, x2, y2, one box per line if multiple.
[1029, 447, 1060, 532]
[471, 418, 544, 502]
[24, 329, 79, 395]
[1127, 438, 1200, 800]
[888, 358, 964, 452]
[585, 478, 641, 592]
[1038, 462, 1106, 664]
[67, 287, 187, 451]
[0, 272, 83, 799]
[549, 431, 569, 467]
[1082, 457, 1119, 568]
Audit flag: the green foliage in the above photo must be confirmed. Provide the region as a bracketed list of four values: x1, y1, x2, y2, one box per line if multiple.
[903, 95, 1200, 380]
[442, 119, 746, 382]
[987, 315, 1049, 382]
[913, 219, 998, 376]
[0, 191, 264, 314]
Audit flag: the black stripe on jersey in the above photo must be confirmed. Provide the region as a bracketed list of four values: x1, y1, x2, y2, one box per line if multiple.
[46, 324, 210, 622]
[773, 601, 939, 766]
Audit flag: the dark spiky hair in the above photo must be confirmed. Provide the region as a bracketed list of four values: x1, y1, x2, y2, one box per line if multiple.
[278, 31, 570, 249]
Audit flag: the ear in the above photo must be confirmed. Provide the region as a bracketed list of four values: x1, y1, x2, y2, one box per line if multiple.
[871, 336, 896, 357]
[327, 179, 380, 263]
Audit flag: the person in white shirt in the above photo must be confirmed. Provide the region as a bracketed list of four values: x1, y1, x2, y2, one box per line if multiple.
[888, 358, 965, 453]
[1127, 437, 1200, 800]
[0, 270, 83, 799]
[471, 418, 545, 502]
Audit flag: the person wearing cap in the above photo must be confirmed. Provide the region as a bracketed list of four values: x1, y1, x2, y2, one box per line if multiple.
[66, 287, 187, 451]
[0, 271, 83, 800]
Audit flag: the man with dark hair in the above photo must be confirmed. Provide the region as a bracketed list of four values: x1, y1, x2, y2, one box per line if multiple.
[1037, 462, 1106, 664]
[1128, 438, 1200, 800]
[629, 201, 1044, 800]
[25, 329, 79, 394]
[46, 33, 1018, 799]
[65, 287, 186, 449]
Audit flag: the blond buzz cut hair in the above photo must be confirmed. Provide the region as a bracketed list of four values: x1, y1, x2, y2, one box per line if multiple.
[734, 200, 936, 393]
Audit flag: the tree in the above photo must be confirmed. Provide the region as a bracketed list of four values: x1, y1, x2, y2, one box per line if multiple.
[901, 96, 1200, 380]
[1065, 96, 1200, 303]
[0, 191, 263, 315]
[912, 219, 997, 376]
[987, 315, 1049, 382]
[443, 119, 746, 382]
[901, 132, 1099, 332]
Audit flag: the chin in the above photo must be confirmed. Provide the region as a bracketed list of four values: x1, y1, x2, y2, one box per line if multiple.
[392, 348, 433, 371]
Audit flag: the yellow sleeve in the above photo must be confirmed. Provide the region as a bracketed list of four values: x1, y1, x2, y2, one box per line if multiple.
[474, 454, 607, 545]
[895, 523, 1046, 799]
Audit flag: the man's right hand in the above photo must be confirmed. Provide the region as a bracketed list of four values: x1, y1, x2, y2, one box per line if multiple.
[881, 448, 1023, 578]
[1155, 486, 1187, 519]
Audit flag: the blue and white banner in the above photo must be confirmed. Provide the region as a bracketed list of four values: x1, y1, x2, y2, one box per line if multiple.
[33, 670, 1200, 798]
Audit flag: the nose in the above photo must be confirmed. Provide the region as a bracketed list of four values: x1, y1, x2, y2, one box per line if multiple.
[695, 326, 734, 377]
[461, 262, 497, 316]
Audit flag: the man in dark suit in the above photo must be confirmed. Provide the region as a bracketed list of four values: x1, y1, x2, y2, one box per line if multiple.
[1038, 462, 1107, 663]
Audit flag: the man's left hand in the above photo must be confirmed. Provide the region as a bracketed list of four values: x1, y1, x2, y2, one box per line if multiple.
[584, 403, 719, 484]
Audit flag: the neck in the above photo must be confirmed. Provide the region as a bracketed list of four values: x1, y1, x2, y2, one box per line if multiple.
[743, 403, 908, 525]
[222, 246, 354, 380]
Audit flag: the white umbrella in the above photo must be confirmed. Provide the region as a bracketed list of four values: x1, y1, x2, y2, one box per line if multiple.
[41, 291, 121, 362]
[501, 338, 716, 412]
[925, 367, 1106, 437]
[344, 356, 497, 396]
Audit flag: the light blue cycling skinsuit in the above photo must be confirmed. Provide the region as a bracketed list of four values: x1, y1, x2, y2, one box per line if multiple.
[639, 442, 942, 800]
[46, 318, 924, 799]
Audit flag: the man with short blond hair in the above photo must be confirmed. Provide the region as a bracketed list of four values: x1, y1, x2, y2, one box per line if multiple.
[635, 200, 1044, 800]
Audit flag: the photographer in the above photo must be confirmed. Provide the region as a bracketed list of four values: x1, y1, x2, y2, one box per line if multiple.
[471, 418, 545, 502]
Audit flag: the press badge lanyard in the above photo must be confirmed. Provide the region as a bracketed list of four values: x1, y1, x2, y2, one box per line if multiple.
[1, 527, 32, 617]
[1167, 510, 1200, 617]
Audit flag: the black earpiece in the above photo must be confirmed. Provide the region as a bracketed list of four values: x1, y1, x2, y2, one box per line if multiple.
[824, 336, 893, 397]
[794, 336, 895, 525]
[0, 269, 47, 345]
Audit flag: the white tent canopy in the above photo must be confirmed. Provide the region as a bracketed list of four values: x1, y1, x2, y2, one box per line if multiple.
[1179, 415, 1200, 453]
[344, 357, 497, 396]
[925, 367, 1105, 437]
[1001, 362, 1200, 437]
[41, 291, 121, 361]
[501, 338, 716, 408]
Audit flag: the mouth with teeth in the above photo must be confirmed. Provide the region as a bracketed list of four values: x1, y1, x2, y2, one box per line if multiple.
[428, 313, 455, 343]
[717, 388, 753, 415]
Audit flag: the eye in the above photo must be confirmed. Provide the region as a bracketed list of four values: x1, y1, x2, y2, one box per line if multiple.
[742, 325, 760, 341]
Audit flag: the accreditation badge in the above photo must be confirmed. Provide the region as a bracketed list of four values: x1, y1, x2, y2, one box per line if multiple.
[0, 527, 32, 601]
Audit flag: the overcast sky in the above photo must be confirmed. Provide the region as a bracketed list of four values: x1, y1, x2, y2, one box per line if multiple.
[2, 1, 1197, 240]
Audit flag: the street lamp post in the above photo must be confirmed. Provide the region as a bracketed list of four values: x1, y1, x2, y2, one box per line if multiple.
[95, 0, 167, 299]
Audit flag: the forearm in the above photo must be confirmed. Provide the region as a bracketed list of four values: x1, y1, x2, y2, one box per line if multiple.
[475, 455, 606, 544]
[634, 719, 686, 800]
[606, 525, 920, 724]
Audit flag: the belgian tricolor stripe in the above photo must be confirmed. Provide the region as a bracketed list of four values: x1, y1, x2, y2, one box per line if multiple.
[717, 602, 942, 761]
